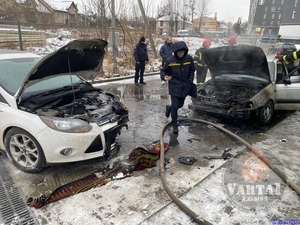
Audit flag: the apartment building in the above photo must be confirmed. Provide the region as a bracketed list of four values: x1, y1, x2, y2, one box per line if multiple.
[248, 0, 300, 40]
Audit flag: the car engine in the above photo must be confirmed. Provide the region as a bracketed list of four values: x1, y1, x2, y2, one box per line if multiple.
[20, 90, 127, 124]
[198, 81, 262, 109]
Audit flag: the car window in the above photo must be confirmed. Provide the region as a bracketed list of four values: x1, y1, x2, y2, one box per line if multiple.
[0, 57, 41, 95]
[288, 65, 300, 83]
[276, 61, 288, 83]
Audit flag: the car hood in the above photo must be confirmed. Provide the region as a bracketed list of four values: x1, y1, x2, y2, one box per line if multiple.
[203, 45, 270, 82]
[16, 39, 108, 99]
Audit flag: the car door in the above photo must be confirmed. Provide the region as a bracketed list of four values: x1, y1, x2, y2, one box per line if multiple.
[275, 61, 300, 110]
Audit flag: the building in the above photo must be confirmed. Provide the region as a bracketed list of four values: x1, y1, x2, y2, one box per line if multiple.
[279, 0, 300, 40]
[192, 16, 219, 33]
[156, 15, 193, 35]
[248, 0, 300, 41]
[0, 0, 81, 26]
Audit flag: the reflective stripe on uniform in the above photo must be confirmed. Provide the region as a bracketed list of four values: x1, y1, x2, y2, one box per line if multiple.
[169, 63, 181, 67]
[195, 62, 205, 66]
[293, 51, 298, 60]
[194, 51, 205, 67]
[283, 55, 287, 61]
[169, 62, 191, 67]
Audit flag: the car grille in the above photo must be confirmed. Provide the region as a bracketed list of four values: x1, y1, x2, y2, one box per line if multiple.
[84, 136, 103, 153]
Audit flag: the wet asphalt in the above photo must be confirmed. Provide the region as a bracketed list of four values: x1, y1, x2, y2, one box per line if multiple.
[0, 74, 299, 224]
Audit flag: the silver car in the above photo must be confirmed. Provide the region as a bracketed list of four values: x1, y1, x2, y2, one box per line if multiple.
[0, 39, 128, 173]
[189, 45, 300, 124]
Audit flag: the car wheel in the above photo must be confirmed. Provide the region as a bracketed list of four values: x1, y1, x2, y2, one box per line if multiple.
[4, 128, 46, 173]
[258, 100, 274, 125]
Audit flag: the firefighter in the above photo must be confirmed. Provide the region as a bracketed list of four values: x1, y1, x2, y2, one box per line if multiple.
[161, 41, 195, 134]
[276, 49, 300, 72]
[277, 49, 300, 62]
[193, 39, 211, 85]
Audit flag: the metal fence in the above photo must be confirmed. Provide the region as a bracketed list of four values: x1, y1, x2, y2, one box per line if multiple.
[0, 24, 46, 50]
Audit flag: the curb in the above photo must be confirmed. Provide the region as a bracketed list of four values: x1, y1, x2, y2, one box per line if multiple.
[92, 71, 160, 84]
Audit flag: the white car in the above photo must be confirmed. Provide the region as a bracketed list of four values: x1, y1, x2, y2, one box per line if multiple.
[189, 45, 300, 124]
[0, 39, 128, 173]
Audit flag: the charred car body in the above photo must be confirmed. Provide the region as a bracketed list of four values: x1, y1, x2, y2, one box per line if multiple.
[0, 39, 128, 173]
[189, 45, 300, 124]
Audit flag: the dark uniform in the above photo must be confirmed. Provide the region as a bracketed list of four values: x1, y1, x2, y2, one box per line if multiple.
[160, 41, 195, 133]
[133, 37, 149, 85]
[193, 39, 211, 85]
[277, 49, 300, 72]
[194, 47, 208, 84]
[282, 50, 300, 62]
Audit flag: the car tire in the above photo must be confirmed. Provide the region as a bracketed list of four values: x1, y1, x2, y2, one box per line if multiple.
[4, 128, 46, 173]
[258, 100, 274, 125]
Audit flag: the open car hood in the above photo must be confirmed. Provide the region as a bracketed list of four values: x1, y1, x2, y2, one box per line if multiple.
[16, 39, 108, 99]
[203, 45, 270, 82]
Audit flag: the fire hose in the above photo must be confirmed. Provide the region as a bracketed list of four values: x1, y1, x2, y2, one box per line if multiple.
[159, 118, 300, 225]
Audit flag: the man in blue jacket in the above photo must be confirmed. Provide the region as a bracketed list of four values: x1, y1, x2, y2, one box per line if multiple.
[133, 36, 149, 85]
[159, 37, 173, 84]
[160, 41, 195, 134]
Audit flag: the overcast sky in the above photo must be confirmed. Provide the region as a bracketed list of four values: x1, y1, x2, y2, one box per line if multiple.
[210, 0, 250, 23]
[73, 0, 250, 23]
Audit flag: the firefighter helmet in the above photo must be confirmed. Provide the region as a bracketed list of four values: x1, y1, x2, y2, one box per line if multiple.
[203, 39, 211, 47]
[228, 36, 237, 45]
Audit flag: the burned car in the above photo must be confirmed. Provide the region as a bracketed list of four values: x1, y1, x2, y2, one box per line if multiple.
[189, 45, 300, 124]
[0, 39, 128, 173]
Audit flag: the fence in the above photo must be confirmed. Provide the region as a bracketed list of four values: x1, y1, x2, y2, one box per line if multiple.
[0, 24, 46, 49]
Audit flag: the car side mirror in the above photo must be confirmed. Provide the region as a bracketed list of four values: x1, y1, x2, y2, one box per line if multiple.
[283, 78, 291, 85]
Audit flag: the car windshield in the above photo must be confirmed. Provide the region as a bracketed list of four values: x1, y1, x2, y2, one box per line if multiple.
[0, 56, 41, 95]
[23, 74, 85, 95]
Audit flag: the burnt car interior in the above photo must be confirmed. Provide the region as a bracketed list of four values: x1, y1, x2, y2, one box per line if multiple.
[276, 61, 289, 83]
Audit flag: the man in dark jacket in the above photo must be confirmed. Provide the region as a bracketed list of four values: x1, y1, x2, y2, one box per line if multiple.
[159, 37, 174, 84]
[133, 37, 149, 86]
[161, 41, 195, 134]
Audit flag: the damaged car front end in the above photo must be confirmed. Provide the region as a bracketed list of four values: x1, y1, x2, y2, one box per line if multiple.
[189, 45, 276, 124]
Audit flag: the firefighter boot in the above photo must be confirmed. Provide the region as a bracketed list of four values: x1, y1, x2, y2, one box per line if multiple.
[173, 123, 179, 134]
[165, 105, 171, 118]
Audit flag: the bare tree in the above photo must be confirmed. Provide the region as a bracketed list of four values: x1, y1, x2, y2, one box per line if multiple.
[180, 0, 196, 29]
[195, 0, 212, 32]
[189, 0, 196, 22]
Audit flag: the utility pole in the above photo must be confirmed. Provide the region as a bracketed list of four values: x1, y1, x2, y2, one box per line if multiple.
[111, 0, 117, 74]
[137, 0, 157, 57]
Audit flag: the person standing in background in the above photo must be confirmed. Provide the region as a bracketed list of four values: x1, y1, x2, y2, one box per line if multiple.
[133, 36, 148, 86]
[193, 39, 211, 85]
[159, 37, 173, 85]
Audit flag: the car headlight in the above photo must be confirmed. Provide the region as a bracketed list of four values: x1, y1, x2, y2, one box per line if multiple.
[40, 116, 92, 133]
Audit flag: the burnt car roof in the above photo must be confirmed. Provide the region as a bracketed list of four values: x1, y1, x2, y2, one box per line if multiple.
[16, 39, 108, 98]
[203, 45, 270, 82]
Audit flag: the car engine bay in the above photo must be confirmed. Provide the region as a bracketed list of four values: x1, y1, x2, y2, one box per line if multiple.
[19, 90, 128, 124]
